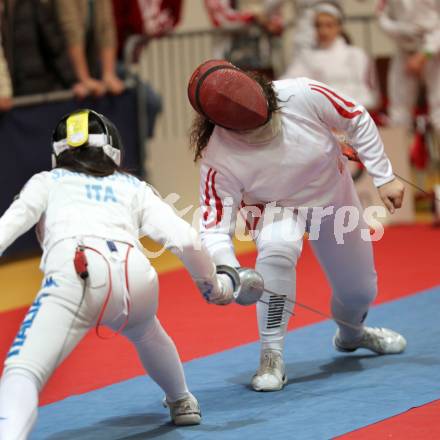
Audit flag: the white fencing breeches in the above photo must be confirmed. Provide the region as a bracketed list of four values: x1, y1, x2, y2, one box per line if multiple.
[388, 49, 440, 132]
[255, 170, 377, 353]
[0, 237, 189, 440]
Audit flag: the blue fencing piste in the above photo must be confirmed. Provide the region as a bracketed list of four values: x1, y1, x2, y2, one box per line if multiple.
[0, 89, 141, 258]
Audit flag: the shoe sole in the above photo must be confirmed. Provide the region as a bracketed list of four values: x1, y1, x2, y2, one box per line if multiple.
[333, 335, 407, 355]
[333, 336, 358, 353]
[251, 374, 288, 392]
[172, 414, 202, 426]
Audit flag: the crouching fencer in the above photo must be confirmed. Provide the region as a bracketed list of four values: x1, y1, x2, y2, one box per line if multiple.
[0, 109, 263, 440]
[188, 60, 407, 392]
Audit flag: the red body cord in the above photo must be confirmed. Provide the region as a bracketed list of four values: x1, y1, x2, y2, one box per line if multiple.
[81, 244, 133, 339]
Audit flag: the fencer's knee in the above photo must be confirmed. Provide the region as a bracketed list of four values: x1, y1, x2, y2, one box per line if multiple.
[2, 367, 41, 392]
[257, 241, 299, 269]
[124, 316, 161, 344]
[334, 274, 377, 308]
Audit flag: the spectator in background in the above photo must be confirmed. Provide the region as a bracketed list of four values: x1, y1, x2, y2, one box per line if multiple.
[111, 0, 183, 141]
[0, 31, 12, 111]
[55, 0, 125, 98]
[139, 0, 182, 38]
[1, 0, 76, 96]
[112, 0, 182, 57]
[377, 0, 440, 225]
[282, 2, 379, 111]
[292, 0, 366, 54]
[377, 0, 440, 132]
[204, 0, 283, 59]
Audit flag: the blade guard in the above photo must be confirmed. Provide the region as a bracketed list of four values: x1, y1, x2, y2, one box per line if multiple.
[216, 265, 264, 306]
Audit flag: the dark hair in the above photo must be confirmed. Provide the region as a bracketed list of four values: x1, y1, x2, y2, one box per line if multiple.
[53, 112, 124, 177]
[189, 71, 280, 162]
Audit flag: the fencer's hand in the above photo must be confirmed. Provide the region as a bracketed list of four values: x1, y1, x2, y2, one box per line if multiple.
[406, 52, 427, 76]
[197, 274, 234, 306]
[208, 274, 234, 305]
[378, 178, 405, 214]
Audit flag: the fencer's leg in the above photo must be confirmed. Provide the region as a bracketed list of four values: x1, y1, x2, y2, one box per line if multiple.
[252, 211, 303, 391]
[310, 195, 377, 344]
[125, 316, 190, 402]
[1, 278, 91, 439]
[388, 50, 419, 130]
[125, 317, 201, 425]
[424, 58, 440, 224]
[310, 181, 406, 354]
[0, 369, 39, 440]
[256, 253, 297, 354]
[425, 57, 440, 136]
[119, 250, 199, 424]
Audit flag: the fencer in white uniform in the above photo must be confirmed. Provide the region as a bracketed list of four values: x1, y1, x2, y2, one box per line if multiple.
[188, 60, 407, 392]
[378, 0, 440, 131]
[378, 0, 440, 222]
[283, 3, 378, 110]
[0, 109, 256, 439]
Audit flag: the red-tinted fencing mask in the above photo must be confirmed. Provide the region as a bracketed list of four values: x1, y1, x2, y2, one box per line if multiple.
[187, 60, 269, 131]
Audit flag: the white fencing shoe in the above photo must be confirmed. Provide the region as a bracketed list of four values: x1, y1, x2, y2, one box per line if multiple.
[251, 349, 287, 391]
[163, 393, 201, 426]
[334, 327, 407, 355]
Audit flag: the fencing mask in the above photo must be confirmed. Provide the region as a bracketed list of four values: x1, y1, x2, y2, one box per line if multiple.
[188, 59, 269, 131]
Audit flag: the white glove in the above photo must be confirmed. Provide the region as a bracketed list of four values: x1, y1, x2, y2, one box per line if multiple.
[197, 274, 235, 305]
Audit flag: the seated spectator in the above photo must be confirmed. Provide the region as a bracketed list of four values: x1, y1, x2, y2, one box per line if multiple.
[55, 0, 125, 98]
[282, 2, 379, 111]
[1, 0, 76, 96]
[0, 32, 12, 112]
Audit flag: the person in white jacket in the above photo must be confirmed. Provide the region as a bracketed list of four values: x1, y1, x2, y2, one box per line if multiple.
[0, 109, 251, 439]
[377, 0, 440, 132]
[292, 0, 367, 53]
[378, 0, 440, 222]
[283, 2, 379, 110]
[188, 60, 407, 392]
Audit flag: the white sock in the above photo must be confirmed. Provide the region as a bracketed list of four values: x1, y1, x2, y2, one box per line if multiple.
[332, 298, 368, 343]
[256, 254, 296, 354]
[0, 369, 39, 440]
[126, 318, 189, 403]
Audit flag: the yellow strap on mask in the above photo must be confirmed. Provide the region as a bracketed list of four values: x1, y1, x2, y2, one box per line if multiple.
[66, 110, 89, 147]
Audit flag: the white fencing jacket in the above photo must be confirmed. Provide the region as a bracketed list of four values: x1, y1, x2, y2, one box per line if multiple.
[199, 77, 394, 264]
[377, 0, 440, 54]
[0, 171, 219, 290]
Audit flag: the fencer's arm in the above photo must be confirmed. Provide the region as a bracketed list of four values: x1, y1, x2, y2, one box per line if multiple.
[0, 173, 49, 256]
[138, 184, 233, 301]
[199, 163, 243, 268]
[303, 79, 394, 187]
